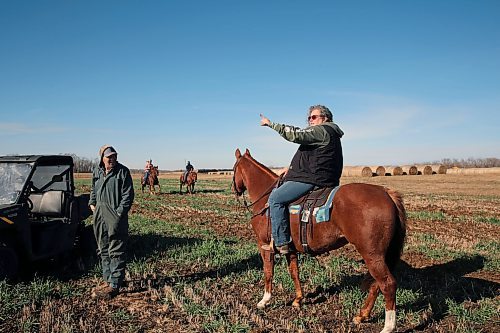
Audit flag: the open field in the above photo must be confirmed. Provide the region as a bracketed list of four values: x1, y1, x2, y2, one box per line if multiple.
[1, 173, 499, 332]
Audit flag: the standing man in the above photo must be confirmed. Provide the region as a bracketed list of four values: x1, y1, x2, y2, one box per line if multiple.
[260, 105, 344, 254]
[89, 145, 134, 299]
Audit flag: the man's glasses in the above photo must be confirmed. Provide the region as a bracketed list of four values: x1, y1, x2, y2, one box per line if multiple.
[308, 114, 324, 121]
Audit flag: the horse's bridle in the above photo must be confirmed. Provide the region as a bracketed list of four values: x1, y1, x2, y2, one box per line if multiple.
[232, 156, 281, 218]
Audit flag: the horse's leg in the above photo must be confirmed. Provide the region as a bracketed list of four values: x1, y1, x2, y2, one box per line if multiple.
[361, 256, 397, 333]
[354, 275, 380, 324]
[257, 248, 275, 309]
[285, 252, 303, 307]
[179, 182, 182, 194]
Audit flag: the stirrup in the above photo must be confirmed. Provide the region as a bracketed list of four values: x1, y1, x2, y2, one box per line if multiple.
[261, 239, 274, 252]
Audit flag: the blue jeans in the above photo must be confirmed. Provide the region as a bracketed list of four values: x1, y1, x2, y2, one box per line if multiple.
[268, 181, 314, 246]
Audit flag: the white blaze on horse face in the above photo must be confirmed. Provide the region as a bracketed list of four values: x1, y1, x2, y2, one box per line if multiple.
[379, 310, 396, 333]
[257, 290, 271, 309]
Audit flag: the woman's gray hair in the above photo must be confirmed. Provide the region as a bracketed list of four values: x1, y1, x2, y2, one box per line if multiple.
[308, 105, 333, 121]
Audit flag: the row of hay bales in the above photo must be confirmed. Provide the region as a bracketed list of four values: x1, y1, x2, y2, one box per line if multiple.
[342, 164, 448, 177]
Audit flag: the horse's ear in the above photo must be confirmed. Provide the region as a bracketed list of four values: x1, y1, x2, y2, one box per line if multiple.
[245, 148, 251, 157]
[235, 149, 241, 159]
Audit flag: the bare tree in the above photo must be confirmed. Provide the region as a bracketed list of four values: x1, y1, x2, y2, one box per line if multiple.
[432, 157, 500, 168]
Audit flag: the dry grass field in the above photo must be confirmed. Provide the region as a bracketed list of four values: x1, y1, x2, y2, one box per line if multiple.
[1, 172, 498, 332]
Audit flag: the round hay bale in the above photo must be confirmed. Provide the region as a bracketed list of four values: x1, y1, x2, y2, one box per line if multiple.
[416, 165, 433, 175]
[390, 166, 403, 176]
[362, 166, 373, 177]
[430, 164, 447, 174]
[371, 166, 385, 177]
[402, 165, 418, 175]
[342, 166, 374, 177]
[423, 165, 433, 175]
[437, 165, 447, 174]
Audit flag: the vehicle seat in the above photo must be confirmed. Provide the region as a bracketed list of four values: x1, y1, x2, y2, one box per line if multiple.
[30, 191, 65, 217]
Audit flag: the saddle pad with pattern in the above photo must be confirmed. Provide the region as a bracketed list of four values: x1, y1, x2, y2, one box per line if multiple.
[289, 185, 340, 223]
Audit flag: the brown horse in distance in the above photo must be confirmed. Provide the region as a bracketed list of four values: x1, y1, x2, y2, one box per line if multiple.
[141, 166, 160, 194]
[180, 171, 197, 194]
[232, 149, 407, 333]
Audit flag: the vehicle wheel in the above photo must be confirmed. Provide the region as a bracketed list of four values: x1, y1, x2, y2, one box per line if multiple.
[0, 243, 19, 280]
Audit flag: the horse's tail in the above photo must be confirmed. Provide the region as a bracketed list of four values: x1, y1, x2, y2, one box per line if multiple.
[385, 187, 407, 271]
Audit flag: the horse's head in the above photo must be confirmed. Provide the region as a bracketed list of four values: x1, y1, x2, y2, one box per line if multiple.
[232, 148, 249, 196]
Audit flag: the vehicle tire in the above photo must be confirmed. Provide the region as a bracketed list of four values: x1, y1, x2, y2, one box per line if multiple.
[0, 243, 19, 280]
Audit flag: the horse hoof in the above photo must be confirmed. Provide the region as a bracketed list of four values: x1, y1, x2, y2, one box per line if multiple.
[257, 302, 267, 309]
[292, 300, 301, 308]
[353, 316, 363, 325]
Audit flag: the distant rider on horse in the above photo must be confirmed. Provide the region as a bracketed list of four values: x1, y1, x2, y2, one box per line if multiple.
[144, 159, 152, 183]
[184, 161, 194, 182]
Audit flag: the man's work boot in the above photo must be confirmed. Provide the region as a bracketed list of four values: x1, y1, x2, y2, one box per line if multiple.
[93, 285, 119, 300]
[276, 243, 290, 255]
[91, 282, 109, 299]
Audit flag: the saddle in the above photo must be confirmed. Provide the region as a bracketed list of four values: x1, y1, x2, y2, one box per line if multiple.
[289, 185, 340, 253]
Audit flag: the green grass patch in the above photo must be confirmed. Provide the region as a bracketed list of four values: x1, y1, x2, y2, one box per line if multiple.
[408, 210, 446, 221]
[446, 297, 500, 331]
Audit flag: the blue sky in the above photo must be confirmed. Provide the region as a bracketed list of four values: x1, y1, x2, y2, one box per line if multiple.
[1, 1, 499, 170]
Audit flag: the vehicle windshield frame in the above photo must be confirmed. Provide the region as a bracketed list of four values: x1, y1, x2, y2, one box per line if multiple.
[0, 162, 35, 205]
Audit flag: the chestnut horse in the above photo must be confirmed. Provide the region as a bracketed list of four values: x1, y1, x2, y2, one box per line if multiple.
[232, 149, 407, 333]
[141, 166, 160, 194]
[179, 171, 197, 194]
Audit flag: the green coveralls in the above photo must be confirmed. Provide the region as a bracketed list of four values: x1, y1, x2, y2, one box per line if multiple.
[89, 163, 134, 289]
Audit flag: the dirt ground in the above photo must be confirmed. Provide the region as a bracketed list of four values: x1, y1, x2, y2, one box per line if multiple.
[124, 173, 500, 332]
[6, 172, 499, 333]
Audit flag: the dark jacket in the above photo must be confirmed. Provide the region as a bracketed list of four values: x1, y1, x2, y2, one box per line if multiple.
[89, 162, 135, 218]
[269, 121, 344, 187]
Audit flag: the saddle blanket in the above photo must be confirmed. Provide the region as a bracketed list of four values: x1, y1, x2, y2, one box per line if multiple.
[289, 185, 340, 223]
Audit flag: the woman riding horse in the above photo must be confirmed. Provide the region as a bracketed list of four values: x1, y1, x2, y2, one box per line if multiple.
[259, 105, 343, 254]
[141, 165, 160, 194]
[232, 149, 406, 333]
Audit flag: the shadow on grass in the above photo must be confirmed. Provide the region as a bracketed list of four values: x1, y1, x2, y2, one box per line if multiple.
[123, 251, 263, 292]
[396, 255, 498, 330]
[23, 228, 205, 282]
[128, 232, 201, 261]
[305, 254, 498, 329]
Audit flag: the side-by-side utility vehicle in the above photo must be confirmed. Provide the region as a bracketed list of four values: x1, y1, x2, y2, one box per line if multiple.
[0, 155, 90, 279]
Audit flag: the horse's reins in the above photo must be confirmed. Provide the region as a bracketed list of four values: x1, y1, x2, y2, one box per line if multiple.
[232, 157, 282, 219]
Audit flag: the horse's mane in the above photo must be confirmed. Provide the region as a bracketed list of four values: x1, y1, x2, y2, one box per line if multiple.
[243, 153, 279, 179]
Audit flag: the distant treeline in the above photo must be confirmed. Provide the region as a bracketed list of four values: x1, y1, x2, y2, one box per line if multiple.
[428, 157, 500, 168]
[69, 155, 500, 173]
[71, 154, 98, 173]
[198, 168, 233, 173]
